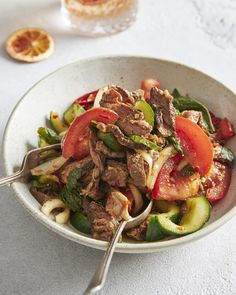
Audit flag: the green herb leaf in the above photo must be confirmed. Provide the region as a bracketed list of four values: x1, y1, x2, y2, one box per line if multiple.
[167, 136, 183, 153]
[37, 127, 61, 144]
[172, 89, 215, 133]
[130, 135, 162, 151]
[180, 164, 196, 177]
[59, 168, 84, 212]
[146, 216, 165, 242]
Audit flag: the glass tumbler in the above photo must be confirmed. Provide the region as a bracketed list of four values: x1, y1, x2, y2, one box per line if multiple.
[61, 0, 138, 36]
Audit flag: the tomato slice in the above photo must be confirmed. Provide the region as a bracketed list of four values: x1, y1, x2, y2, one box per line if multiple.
[141, 79, 160, 101]
[152, 153, 182, 200]
[204, 162, 231, 203]
[62, 108, 118, 158]
[152, 153, 201, 201]
[73, 89, 98, 110]
[73, 132, 90, 160]
[176, 116, 213, 176]
[219, 118, 235, 140]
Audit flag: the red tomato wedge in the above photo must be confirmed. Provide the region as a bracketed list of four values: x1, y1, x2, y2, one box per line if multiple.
[204, 162, 231, 203]
[219, 118, 235, 140]
[176, 116, 213, 176]
[62, 108, 118, 158]
[73, 89, 98, 110]
[73, 132, 90, 160]
[152, 153, 182, 200]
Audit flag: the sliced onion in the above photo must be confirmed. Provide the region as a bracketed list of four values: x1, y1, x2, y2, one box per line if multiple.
[31, 156, 68, 176]
[128, 183, 143, 215]
[93, 86, 109, 108]
[106, 191, 131, 221]
[41, 199, 66, 216]
[56, 208, 70, 224]
[147, 146, 175, 190]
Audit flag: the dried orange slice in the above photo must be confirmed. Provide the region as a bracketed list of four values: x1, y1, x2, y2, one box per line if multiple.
[5, 28, 54, 63]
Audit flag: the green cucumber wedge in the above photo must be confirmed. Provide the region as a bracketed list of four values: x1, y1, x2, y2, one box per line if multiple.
[146, 201, 181, 242]
[156, 196, 211, 236]
[63, 103, 85, 125]
[50, 111, 68, 134]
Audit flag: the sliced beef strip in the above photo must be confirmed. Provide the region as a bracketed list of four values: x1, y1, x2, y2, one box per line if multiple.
[84, 201, 118, 242]
[95, 141, 125, 158]
[60, 156, 94, 184]
[182, 110, 208, 130]
[126, 220, 148, 241]
[81, 134, 105, 200]
[30, 187, 55, 205]
[127, 151, 147, 188]
[150, 87, 176, 137]
[96, 123, 148, 150]
[102, 160, 128, 187]
[101, 100, 152, 136]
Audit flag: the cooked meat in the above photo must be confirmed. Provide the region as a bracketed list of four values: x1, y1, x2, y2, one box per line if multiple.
[102, 100, 152, 136]
[89, 133, 105, 174]
[96, 123, 148, 150]
[102, 160, 128, 187]
[101, 87, 123, 105]
[126, 220, 148, 241]
[95, 141, 125, 158]
[84, 201, 118, 242]
[150, 87, 176, 137]
[30, 187, 55, 205]
[114, 86, 135, 104]
[81, 134, 105, 200]
[60, 156, 94, 184]
[106, 190, 130, 221]
[182, 110, 208, 130]
[130, 89, 145, 101]
[127, 151, 147, 188]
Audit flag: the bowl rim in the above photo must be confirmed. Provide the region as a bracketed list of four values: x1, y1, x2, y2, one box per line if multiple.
[2, 54, 236, 253]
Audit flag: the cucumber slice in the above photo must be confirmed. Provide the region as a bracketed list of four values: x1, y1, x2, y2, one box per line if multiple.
[134, 100, 154, 127]
[63, 103, 85, 125]
[157, 196, 211, 236]
[154, 200, 181, 223]
[146, 201, 180, 242]
[97, 130, 123, 151]
[50, 111, 68, 134]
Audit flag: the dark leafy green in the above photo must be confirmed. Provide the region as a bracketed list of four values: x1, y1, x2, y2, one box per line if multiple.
[70, 212, 91, 234]
[37, 127, 61, 144]
[59, 168, 84, 212]
[180, 164, 196, 177]
[146, 216, 165, 242]
[172, 89, 215, 133]
[130, 135, 162, 151]
[167, 136, 183, 153]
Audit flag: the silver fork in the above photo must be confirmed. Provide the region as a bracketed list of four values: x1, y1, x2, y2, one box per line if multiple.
[0, 144, 61, 187]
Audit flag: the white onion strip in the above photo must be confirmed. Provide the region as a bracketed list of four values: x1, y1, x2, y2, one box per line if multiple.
[31, 156, 68, 176]
[147, 146, 175, 190]
[128, 183, 143, 215]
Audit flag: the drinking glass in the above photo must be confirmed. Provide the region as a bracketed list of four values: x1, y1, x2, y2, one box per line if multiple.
[61, 0, 138, 36]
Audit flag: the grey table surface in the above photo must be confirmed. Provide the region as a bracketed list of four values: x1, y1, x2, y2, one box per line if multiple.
[0, 0, 236, 294]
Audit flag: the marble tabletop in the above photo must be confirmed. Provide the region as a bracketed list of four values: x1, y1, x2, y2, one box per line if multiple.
[0, 0, 236, 294]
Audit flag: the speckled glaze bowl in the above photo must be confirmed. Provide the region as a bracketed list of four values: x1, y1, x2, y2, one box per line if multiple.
[3, 56, 236, 253]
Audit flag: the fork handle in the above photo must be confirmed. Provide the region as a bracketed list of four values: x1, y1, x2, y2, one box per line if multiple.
[0, 171, 23, 187]
[82, 220, 127, 295]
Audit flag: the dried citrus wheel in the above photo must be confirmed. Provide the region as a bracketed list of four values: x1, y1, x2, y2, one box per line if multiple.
[5, 28, 54, 63]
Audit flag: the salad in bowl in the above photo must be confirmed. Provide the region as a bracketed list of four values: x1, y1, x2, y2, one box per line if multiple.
[29, 78, 235, 243]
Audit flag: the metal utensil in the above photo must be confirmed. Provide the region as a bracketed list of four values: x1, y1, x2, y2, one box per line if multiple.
[82, 199, 153, 295]
[0, 144, 61, 187]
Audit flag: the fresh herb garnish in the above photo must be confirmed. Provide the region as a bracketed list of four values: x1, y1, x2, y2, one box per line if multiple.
[59, 168, 84, 212]
[167, 136, 183, 153]
[172, 89, 215, 133]
[37, 127, 61, 144]
[180, 164, 196, 177]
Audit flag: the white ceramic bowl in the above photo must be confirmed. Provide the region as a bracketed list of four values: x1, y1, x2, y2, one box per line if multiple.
[3, 56, 236, 253]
